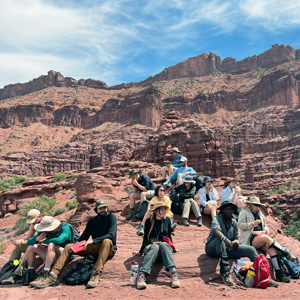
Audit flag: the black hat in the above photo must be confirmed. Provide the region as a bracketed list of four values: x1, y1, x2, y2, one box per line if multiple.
[94, 199, 108, 213]
[217, 201, 238, 213]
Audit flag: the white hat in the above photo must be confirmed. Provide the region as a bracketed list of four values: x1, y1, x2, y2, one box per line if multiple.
[180, 156, 187, 162]
[34, 216, 60, 232]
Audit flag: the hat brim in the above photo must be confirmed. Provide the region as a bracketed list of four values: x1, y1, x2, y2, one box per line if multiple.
[245, 201, 265, 206]
[217, 202, 238, 212]
[183, 180, 196, 184]
[34, 219, 61, 232]
[96, 204, 108, 209]
[204, 180, 215, 184]
[169, 150, 181, 154]
[151, 204, 169, 211]
[26, 217, 38, 224]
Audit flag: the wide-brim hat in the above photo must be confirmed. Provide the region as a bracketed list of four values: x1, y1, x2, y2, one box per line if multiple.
[169, 147, 181, 154]
[180, 156, 187, 162]
[151, 201, 169, 211]
[224, 177, 237, 186]
[26, 209, 41, 224]
[217, 201, 238, 213]
[128, 169, 139, 178]
[203, 176, 214, 184]
[182, 176, 196, 184]
[245, 196, 265, 206]
[34, 216, 60, 232]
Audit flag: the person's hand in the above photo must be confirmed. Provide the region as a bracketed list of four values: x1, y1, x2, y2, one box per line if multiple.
[265, 228, 270, 235]
[186, 171, 190, 175]
[232, 240, 239, 248]
[225, 239, 233, 250]
[163, 182, 167, 186]
[12, 239, 22, 246]
[132, 179, 138, 186]
[83, 241, 93, 250]
[36, 232, 47, 242]
[252, 220, 260, 228]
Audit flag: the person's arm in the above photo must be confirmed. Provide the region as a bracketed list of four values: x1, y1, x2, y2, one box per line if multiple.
[198, 188, 207, 207]
[180, 185, 196, 198]
[211, 188, 219, 201]
[25, 224, 36, 240]
[132, 179, 146, 192]
[233, 221, 239, 241]
[27, 232, 41, 245]
[187, 168, 196, 176]
[78, 220, 91, 242]
[43, 224, 71, 245]
[173, 156, 182, 168]
[93, 215, 117, 244]
[166, 169, 179, 185]
[237, 210, 253, 230]
[214, 229, 233, 250]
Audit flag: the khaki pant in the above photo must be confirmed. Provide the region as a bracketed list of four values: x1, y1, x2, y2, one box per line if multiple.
[9, 244, 28, 277]
[182, 198, 201, 219]
[52, 239, 114, 275]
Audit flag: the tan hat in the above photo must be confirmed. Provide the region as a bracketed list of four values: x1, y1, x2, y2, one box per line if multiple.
[34, 216, 60, 232]
[245, 196, 265, 206]
[180, 156, 187, 162]
[151, 202, 169, 211]
[224, 177, 237, 187]
[169, 147, 181, 154]
[26, 209, 41, 224]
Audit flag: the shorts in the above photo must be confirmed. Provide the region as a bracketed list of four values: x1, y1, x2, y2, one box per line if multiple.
[148, 190, 155, 198]
[250, 234, 255, 246]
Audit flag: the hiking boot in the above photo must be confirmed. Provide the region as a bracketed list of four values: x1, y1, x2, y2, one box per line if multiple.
[33, 272, 59, 289]
[137, 223, 145, 236]
[275, 269, 290, 283]
[181, 218, 190, 226]
[86, 270, 102, 288]
[287, 253, 297, 263]
[170, 272, 180, 288]
[221, 274, 234, 286]
[197, 216, 202, 227]
[1, 275, 15, 285]
[126, 210, 135, 220]
[268, 279, 279, 287]
[136, 273, 147, 289]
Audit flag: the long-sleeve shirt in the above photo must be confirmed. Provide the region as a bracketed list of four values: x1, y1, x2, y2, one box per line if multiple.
[139, 217, 172, 254]
[165, 166, 196, 185]
[78, 213, 117, 252]
[172, 154, 183, 168]
[221, 186, 236, 202]
[173, 183, 197, 200]
[198, 186, 219, 207]
[136, 174, 156, 192]
[27, 223, 72, 247]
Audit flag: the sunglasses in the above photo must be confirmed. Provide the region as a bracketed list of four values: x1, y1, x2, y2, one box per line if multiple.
[253, 204, 261, 207]
[159, 189, 164, 191]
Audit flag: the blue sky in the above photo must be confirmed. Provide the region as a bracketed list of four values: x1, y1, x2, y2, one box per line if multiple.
[1, 0, 300, 88]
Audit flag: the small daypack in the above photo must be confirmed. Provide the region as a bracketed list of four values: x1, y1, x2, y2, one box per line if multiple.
[135, 200, 150, 220]
[63, 256, 96, 285]
[253, 254, 270, 288]
[0, 260, 18, 282]
[170, 191, 183, 215]
[57, 222, 80, 244]
[193, 176, 204, 192]
[278, 249, 300, 279]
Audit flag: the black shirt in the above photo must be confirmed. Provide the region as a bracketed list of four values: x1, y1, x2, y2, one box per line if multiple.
[137, 174, 156, 192]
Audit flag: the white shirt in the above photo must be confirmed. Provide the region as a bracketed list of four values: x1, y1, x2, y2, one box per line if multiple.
[198, 186, 219, 207]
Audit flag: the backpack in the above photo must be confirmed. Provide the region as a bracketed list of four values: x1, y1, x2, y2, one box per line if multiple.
[170, 191, 183, 215]
[253, 254, 270, 288]
[57, 223, 81, 244]
[193, 176, 204, 192]
[63, 255, 96, 285]
[278, 249, 300, 279]
[135, 200, 150, 220]
[0, 260, 18, 282]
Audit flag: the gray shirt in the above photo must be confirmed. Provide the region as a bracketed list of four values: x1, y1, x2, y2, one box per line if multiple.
[206, 214, 239, 244]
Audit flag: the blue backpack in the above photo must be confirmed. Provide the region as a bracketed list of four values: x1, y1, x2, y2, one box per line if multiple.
[279, 248, 300, 279]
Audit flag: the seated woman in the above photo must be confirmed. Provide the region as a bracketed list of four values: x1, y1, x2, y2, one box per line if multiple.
[221, 177, 238, 203]
[238, 196, 296, 283]
[198, 176, 219, 220]
[137, 185, 175, 236]
[137, 202, 180, 289]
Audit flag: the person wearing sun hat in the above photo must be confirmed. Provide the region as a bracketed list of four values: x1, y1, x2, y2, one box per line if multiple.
[126, 169, 156, 220]
[205, 201, 259, 286]
[137, 202, 180, 290]
[238, 196, 297, 283]
[161, 147, 183, 181]
[25, 216, 72, 286]
[0, 209, 43, 285]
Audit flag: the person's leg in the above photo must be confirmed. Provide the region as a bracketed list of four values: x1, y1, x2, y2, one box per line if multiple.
[227, 244, 258, 262]
[127, 192, 140, 220]
[269, 240, 296, 261]
[138, 210, 152, 236]
[9, 244, 27, 261]
[169, 166, 176, 175]
[211, 205, 217, 219]
[203, 206, 212, 217]
[27, 245, 47, 268]
[139, 244, 160, 275]
[252, 234, 274, 249]
[190, 200, 202, 226]
[140, 191, 151, 201]
[177, 173, 183, 185]
[44, 243, 62, 270]
[161, 166, 169, 179]
[181, 199, 191, 226]
[159, 242, 176, 271]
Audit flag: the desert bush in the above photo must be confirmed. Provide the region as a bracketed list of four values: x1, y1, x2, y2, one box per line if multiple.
[51, 172, 67, 183]
[66, 199, 78, 210]
[13, 218, 28, 236]
[0, 176, 27, 194]
[0, 234, 6, 254]
[70, 190, 77, 199]
[54, 207, 66, 216]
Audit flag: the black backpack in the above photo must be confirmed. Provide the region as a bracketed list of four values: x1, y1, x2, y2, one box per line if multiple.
[135, 200, 150, 220]
[170, 191, 183, 215]
[63, 256, 96, 285]
[193, 176, 204, 192]
[0, 260, 18, 282]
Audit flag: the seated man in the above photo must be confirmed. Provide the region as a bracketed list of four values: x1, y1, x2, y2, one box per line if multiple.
[172, 176, 202, 227]
[161, 147, 182, 181]
[1, 209, 43, 284]
[164, 156, 196, 187]
[126, 169, 156, 220]
[31, 200, 117, 289]
[205, 201, 277, 287]
[26, 216, 72, 284]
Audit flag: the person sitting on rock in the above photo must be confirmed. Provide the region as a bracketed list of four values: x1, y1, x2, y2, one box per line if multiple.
[126, 169, 156, 220]
[172, 176, 202, 227]
[163, 156, 196, 187]
[198, 176, 219, 220]
[1, 209, 43, 285]
[30, 200, 117, 289]
[25, 216, 72, 285]
[161, 147, 183, 181]
[238, 196, 297, 283]
[137, 185, 175, 236]
[136, 202, 180, 290]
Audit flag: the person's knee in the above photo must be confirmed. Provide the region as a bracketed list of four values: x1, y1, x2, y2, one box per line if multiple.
[47, 243, 55, 252]
[149, 244, 160, 253]
[159, 242, 170, 251]
[27, 245, 34, 253]
[102, 239, 112, 247]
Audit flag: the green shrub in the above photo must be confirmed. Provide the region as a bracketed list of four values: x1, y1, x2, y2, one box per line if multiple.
[66, 199, 78, 210]
[54, 207, 66, 216]
[4, 227, 14, 233]
[276, 209, 282, 216]
[70, 190, 77, 199]
[0, 234, 6, 254]
[51, 172, 67, 183]
[18, 195, 57, 217]
[65, 212, 74, 223]
[4, 213, 13, 218]
[13, 218, 28, 236]
[0, 176, 27, 194]
[70, 174, 78, 181]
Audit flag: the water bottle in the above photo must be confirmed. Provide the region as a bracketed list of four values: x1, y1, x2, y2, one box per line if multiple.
[130, 261, 139, 285]
[23, 269, 32, 286]
[244, 267, 255, 287]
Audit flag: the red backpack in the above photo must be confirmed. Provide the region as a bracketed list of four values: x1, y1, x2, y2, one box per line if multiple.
[253, 254, 270, 288]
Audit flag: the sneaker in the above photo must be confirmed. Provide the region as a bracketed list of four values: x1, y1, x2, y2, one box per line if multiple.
[221, 274, 234, 286]
[86, 270, 102, 289]
[1, 275, 15, 285]
[181, 218, 190, 227]
[275, 269, 290, 283]
[170, 272, 180, 288]
[268, 279, 279, 287]
[137, 223, 145, 236]
[126, 210, 135, 220]
[197, 216, 202, 227]
[136, 273, 147, 289]
[34, 272, 59, 289]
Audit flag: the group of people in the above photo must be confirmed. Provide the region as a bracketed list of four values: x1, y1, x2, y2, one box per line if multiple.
[0, 146, 297, 290]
